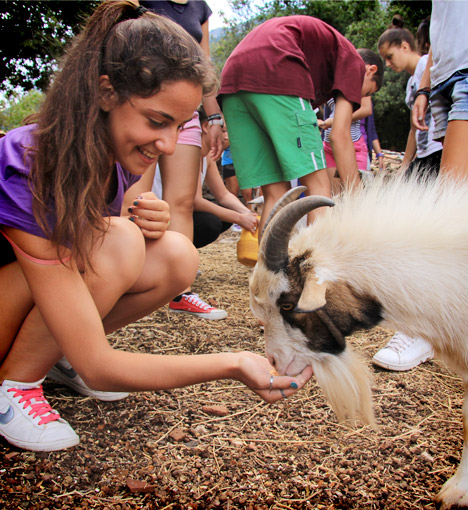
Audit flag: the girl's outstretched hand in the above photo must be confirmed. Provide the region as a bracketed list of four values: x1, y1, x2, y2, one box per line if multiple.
[233, 351, 314, 403]
[127, 192, 171, 239]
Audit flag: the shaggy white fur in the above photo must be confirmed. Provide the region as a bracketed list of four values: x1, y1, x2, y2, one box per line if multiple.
[251, 173, 468, 509]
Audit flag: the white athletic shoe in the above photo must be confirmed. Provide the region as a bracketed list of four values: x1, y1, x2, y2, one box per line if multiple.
[372, 332, 434, 371]
[0, 379, 79, 451]
[48, 358, 129, 401]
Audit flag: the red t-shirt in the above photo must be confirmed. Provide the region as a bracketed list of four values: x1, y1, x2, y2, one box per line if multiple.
[220, 15, 365, 110]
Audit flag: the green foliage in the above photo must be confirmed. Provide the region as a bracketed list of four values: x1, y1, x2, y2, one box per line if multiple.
[0, 1, 99, 93]
[0, 89, 44, 131]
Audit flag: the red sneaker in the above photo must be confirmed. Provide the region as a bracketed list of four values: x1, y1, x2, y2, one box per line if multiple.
[169, 293, 227, 320]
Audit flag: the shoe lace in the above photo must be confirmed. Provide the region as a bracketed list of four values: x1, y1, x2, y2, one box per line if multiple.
[385, 333, 415, 354]
[184, 293, 212, 311]
[8, 386, 61, 425]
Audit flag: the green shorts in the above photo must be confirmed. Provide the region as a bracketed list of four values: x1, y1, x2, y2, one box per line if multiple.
[222, 92, 326, 189]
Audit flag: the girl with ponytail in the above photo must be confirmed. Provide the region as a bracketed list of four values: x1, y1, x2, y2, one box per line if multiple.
[0, 0, 312, 452]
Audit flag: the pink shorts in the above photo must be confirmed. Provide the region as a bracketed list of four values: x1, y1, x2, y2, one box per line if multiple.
[323, 135, 368, 171]
[177, 110, 202, 147]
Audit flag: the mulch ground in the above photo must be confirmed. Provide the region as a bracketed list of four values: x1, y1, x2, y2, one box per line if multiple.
[1, 156, 464, 509]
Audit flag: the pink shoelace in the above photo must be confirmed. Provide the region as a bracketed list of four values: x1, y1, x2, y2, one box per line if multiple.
[8, 386, 61, 425]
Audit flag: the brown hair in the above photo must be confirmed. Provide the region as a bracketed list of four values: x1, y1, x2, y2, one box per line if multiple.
[416, 16, 431, 56]
[30, 0, 217, 267]
[357, 48, 384, 91]
[378, 14, 416, 52]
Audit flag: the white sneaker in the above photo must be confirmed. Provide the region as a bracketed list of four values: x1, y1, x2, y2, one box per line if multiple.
[0, 379, 79, 451]
[372, 332, 434, 371]
[48, 358, 129, 401]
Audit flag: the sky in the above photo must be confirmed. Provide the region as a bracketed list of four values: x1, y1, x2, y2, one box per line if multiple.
[207, 0, 234, 30]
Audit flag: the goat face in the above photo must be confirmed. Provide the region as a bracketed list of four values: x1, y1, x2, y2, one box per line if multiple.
[250, 188, 379, 424]
[250, 248, 383, 376]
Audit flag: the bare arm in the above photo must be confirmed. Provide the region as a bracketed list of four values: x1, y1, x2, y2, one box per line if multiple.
[6, 227, 311, 402]
[401, 126, 417, 171]
[329, 93, 360, 189]
[318, 96, 372, 130]
[200, 20, 224, 160]
[194, 158, 258, 232]
[412, 48, 432, 132]
[371, 139, 384, 170]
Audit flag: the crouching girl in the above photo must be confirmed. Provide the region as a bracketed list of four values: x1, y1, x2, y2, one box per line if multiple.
[0, 0, 312, 452]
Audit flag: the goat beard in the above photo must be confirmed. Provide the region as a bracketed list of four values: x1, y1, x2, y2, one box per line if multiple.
[310, 347, 376, 428]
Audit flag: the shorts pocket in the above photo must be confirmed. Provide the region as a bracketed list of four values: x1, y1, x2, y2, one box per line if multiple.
[294, 110, 320, 154]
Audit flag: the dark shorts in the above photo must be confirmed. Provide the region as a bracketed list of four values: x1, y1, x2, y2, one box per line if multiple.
[406, 150, 442, 180]
[222, 163, 236, 180]
[193, 211, 231, 249]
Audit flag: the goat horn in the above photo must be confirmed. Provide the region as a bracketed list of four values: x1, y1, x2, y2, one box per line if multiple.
[261, 186, 308, 237]
[260, 194, 335, 273]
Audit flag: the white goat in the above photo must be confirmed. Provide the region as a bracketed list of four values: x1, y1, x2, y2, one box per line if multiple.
[250, 174, 468, 510]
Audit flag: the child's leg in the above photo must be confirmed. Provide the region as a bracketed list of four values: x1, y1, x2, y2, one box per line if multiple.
[159, 144, 201, 240]
[299, 168, 332, 223]
[440, 120, 468, 178]
[260, 181, 292, 235]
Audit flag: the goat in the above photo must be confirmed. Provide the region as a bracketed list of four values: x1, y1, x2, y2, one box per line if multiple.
[249, 174, 468, 510]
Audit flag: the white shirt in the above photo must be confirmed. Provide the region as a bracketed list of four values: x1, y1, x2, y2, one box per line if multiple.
[430, 0, 468, 87]
[406, 55, 443, 158]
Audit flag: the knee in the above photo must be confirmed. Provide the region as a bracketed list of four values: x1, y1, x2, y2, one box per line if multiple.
[146, 231, 199, 288]
[166, 191, 195, 217]
[98, 218, 146, 286]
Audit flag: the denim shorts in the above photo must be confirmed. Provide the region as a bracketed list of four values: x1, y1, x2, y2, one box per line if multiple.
[431, 69, 468, 141]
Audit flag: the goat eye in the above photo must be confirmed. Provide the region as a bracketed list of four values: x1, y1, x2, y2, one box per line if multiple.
[281, 303, 294, 312]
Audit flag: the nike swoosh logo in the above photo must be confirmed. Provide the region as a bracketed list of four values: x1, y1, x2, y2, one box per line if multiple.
[56, 364, 77, 379]
[0, 406, 14, 425]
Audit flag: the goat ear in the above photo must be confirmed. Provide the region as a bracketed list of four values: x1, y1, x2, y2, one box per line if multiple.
[295, 272, 327, 312]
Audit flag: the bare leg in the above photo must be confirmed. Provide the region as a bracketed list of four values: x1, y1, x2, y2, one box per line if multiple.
[241, 188, 254, 210]
[259, 181, 291, 236]
[104, 231, 198, 332]
[0, 262, 34, 363]
[224, 175, 240, 197]
[159, 144, 200, 241]
[298, 168, 332, 223]
[435, 384, 468, 509]
[0, 219, 197, 383]
[325, 166, 342, 196]
[440, 120, 468, 179]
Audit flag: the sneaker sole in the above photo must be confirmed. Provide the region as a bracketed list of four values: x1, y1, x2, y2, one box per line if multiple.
[372, 353, 434, 372]
[169, 309, 228, 320]
[1, 430, 79, 452]
[48, 367, 129, 401]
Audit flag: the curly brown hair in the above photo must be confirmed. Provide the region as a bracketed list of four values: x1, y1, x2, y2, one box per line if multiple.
[30, 0, 218, 267]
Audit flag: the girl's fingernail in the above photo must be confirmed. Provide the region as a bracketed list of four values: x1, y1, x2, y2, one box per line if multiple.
[129, 216, 135, 222]
[128, 207, 133, 213]
[133, 201, 139, 206]
[290, 382, 298, 389]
